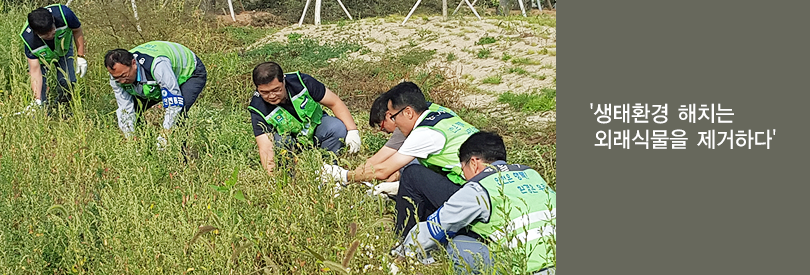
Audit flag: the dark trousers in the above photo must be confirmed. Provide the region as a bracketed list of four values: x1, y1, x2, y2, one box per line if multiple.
[133, 56, 207, 120]
[395, 164, 462, 237]
[39, 46, 76, 104]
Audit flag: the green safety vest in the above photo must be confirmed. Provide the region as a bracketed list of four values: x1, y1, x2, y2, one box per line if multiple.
[469, 165, 557, 273]
[415, 112, 479, 184]
[119, 41, 197, 100]
[427, 102, 456, 116]
[248, 72, 324, 145]
[19, 4, 73, 64]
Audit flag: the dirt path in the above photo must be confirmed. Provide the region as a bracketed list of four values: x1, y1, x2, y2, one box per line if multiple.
[250, 15, 556, 123]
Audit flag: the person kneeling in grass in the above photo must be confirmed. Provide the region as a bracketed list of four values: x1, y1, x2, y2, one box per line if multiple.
[105, 41, 207, 149]
[20, 4, 87, 112]
[363, 89, 461, 195]
[320, 82, 478, 237]
[249, 62, 361, 175]
[391, 131, 557, 275]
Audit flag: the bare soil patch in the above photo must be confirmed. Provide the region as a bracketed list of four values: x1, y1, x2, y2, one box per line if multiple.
[216, 11, 288, 27]
[251, 15, 556, 122]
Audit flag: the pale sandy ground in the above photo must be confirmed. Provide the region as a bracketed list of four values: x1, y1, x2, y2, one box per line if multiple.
[247, 15, 557, 124]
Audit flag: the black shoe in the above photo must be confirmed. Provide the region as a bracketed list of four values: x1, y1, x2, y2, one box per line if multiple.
[56, 92, 72, 104]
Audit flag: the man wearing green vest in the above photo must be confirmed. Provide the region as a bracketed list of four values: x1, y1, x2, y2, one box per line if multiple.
[20, 4, 87, 112]
[249, 62, 361, 175]
[320, 81, 478, 236]
[392, 131, 556, 275]
[364, 90, 460, 196]
[104, 41, 207, 148]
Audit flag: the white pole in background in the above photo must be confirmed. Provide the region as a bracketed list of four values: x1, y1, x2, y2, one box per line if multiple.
[402, 0, 422, 25]
[517, 0, 527, 17]
[298, 0, 312, 26]
[314, 0, 322, 25]
[130, 0, 142, 32]
[336, 0, 353, 20]
[453, 0, 478, 15]
[463, 0, 482, 20]
[228, 0, 236, 21]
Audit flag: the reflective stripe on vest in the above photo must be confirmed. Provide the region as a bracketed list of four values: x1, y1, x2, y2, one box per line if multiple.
[468, 164, 556, 272]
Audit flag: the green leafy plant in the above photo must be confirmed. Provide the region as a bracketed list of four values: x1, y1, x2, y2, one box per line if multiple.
[501, 52, 512, 61]
[481, 75, 503, 84]
[476, 35, 497, 45]
[505, 66, 528, 75]
[477, 47, 492, 58]
[511, 57, 541, 65]
[209, 167, 246, 202]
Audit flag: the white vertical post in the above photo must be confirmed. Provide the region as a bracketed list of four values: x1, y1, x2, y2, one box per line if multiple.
[442, 0, 447, 17]
[336, 0, 353, 20]
[314, 0, 322, 26]
[517, 0, 527, 17]
[130, 0, 142, 32]
[227, 0, 236, 21]
[402, 0, 422, 25]
[536, 0, 543, 11]
[66, 0, 73, 6]
[298, 0, 311, 26]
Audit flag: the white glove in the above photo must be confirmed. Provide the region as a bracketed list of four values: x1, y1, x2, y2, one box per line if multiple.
[345, 129, 361, 154]
[373, 181, 399, 196]
[156, 136, 168, 151]
[388, 262, 400, 275]
[76, 57, 87, 78]
[390, 241, 435, 265]
[15, 99, 42, 115]
[320, 163, 348, 185]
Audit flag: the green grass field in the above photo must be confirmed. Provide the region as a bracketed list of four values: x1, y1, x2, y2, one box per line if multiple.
[0, 2, 555, 274]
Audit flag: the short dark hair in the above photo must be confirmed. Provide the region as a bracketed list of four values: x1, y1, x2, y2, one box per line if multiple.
[386, 81, 428, 113]
[28, 8, 55, 34]
[104, 49, 134, 69]
[458, 131, 507, 164]
[369, 92, 390, 127]
[253, 62, 284, 86]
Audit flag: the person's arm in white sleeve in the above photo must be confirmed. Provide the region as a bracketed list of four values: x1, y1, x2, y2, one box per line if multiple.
[111, 77, 136, 136]
[151, 56, 184, 131]
[396, 127, 446, 159]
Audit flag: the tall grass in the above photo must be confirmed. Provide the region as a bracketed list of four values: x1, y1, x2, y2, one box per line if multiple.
[0, 1, 555, 274]
[498, 88, 557, 113]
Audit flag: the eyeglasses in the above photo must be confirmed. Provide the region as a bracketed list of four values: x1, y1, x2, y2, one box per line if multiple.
[378, 117, 387, 132]
[258, 79, 287, 96]
[460, 160, 469, 180]
[389, 107, 407, 122]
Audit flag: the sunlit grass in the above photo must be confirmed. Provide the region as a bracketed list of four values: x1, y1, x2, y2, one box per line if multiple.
[0, 2, 555, 274]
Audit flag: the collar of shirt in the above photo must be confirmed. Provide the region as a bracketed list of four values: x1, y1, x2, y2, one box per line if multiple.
[135, 61, 145, 84]
[491, 160, 508, 166]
